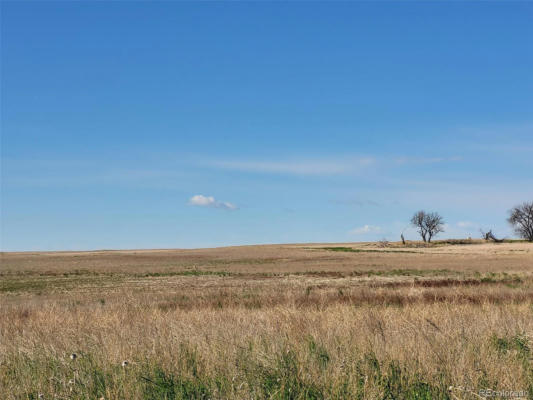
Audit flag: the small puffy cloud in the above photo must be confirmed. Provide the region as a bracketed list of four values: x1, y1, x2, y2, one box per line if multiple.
[349, 225, 382, 235]
[188, 195, 237, 210]
[189, 195, 216, 207]
[457, 221, 475, 228]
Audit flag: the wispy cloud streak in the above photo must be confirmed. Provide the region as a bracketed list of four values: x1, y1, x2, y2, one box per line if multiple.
[208, 157, 375, 176]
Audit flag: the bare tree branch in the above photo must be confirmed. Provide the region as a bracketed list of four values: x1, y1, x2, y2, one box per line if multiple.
[481, 229, 504, 243]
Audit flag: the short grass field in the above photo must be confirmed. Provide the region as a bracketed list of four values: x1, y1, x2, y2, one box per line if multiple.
[1, 240, 532, 399]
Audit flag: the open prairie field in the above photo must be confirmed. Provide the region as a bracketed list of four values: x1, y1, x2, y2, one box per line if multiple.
[1, 241, 533, 399]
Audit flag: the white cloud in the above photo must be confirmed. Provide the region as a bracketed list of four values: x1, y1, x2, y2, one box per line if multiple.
[457, 221, 476, 228]
[188, 195, 237, 210]
[207, 154, 464, 176]
[208, 157, 375, 176]
[394, 156, 462, 165]
[349, 225, 382, 235]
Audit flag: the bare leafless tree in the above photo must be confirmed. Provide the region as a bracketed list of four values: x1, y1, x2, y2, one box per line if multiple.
[411, 210, 445, 243]
[411, 211, 428, 242]
[508, 201, 533, 242]
[425, 212, 445, 242]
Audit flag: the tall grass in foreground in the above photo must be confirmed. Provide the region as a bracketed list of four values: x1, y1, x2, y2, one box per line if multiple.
[1, 298, 532, 399]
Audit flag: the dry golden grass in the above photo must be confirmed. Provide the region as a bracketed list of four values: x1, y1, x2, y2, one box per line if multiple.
[1, 241, 532, 399]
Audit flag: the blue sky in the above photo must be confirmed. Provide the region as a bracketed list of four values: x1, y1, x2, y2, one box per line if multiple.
[1, 1, 532, 251]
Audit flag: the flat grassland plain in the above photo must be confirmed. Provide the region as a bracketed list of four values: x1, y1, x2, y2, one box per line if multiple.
[1, 241, 532, 399]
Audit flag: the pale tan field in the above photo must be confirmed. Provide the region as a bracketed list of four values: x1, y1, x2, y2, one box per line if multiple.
[1, 241, 532, 399]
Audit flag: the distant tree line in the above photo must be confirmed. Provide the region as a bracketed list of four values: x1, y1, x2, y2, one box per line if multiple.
[406, 200, 533, 243]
